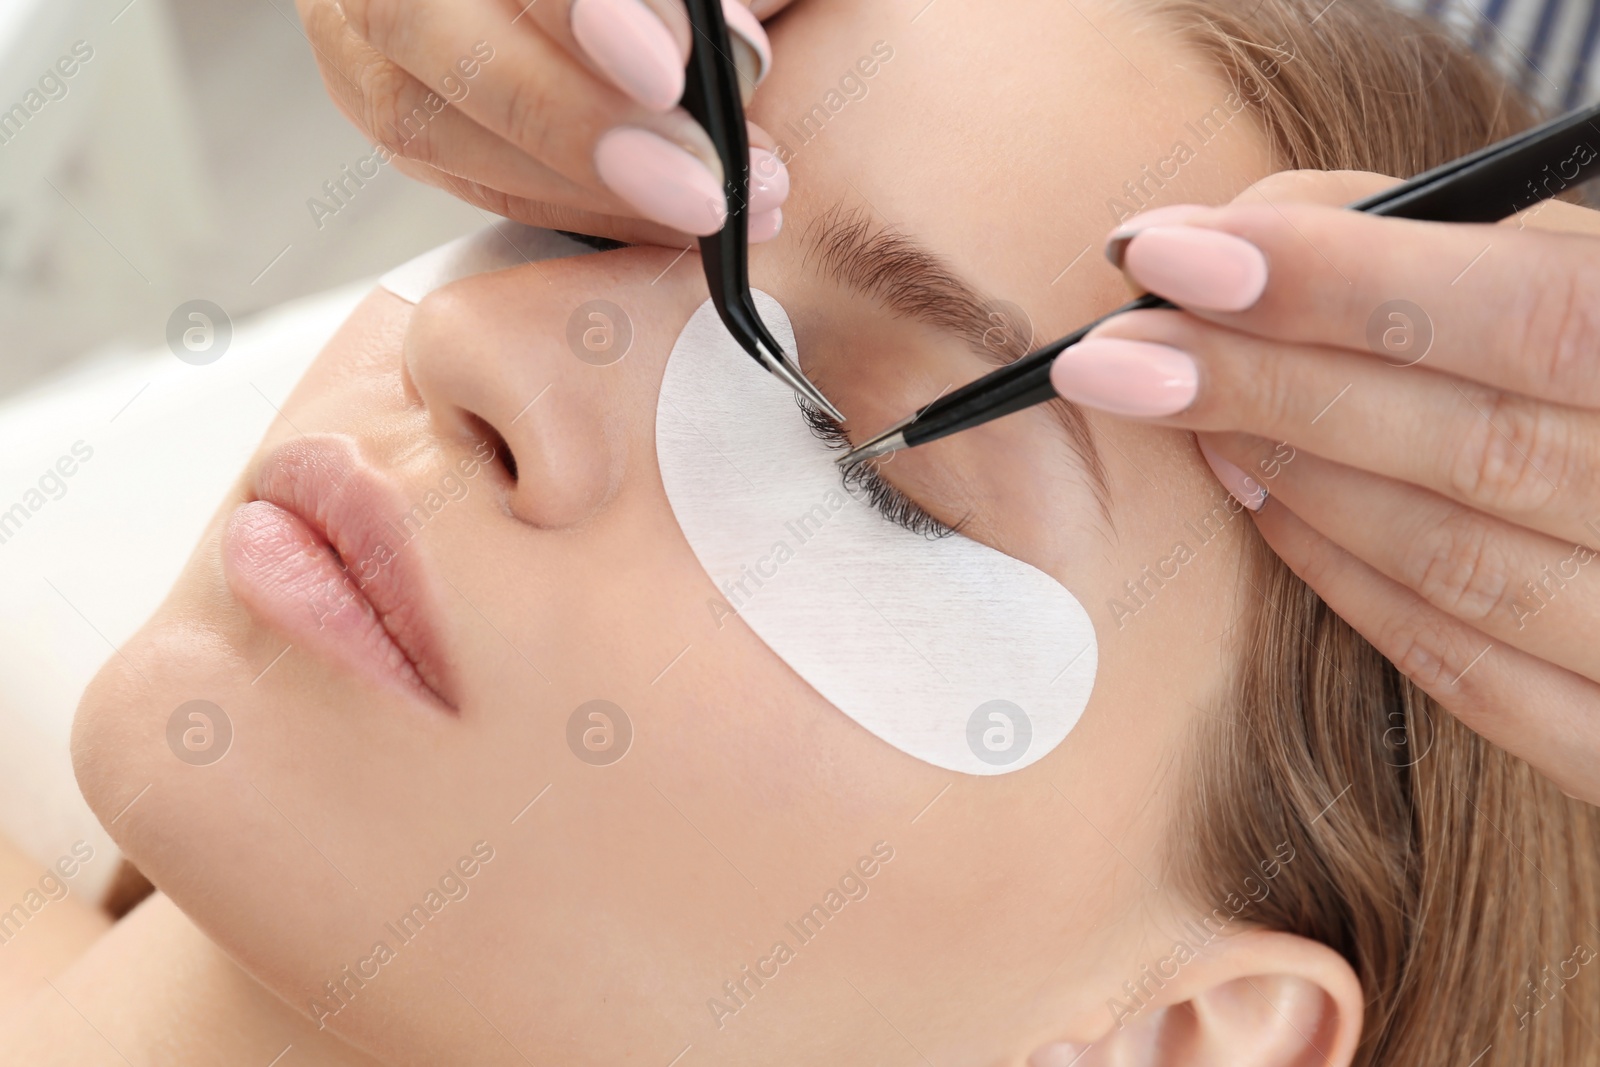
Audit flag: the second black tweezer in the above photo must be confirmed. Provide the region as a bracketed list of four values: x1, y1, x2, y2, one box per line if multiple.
[840, 98, 1600, 465]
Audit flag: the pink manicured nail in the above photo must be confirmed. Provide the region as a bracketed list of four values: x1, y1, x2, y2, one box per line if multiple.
[596, 127, 725, 235]
[748, 148, 789, 213]
[1123, 226, 1269, 312]
[571, 0, 686, 111]
[1198, 440, 1267, 511]
[1051, 338, 1198, 417]
[748, 207, 783, 243]
[721, 0, 773, 82]
[1104, 203, 1209, 267]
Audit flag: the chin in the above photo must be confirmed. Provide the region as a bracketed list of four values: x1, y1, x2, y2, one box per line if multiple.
[70, 526, 281, 875]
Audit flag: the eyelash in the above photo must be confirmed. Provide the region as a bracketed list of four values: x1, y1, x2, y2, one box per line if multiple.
[799, 401, 956, 540]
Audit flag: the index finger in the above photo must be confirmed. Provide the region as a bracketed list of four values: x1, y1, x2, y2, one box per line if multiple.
[1111, 186, 1600, 408]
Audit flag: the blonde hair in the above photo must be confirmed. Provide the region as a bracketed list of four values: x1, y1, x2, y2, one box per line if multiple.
[1153, 0, 1600, 1062]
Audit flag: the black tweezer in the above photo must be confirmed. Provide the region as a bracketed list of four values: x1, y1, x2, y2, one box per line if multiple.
[840, 98, 1600, 465]
[680, 0, 844, 421]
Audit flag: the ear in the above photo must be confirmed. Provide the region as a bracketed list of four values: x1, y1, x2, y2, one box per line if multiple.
[1029, 929, 1364, 1066]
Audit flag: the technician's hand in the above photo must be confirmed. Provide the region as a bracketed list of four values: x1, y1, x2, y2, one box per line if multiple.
[294, 0, 795, 246]
[1053, 169, 1600, 804]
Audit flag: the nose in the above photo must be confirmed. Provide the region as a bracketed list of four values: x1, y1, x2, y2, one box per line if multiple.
[403, 249, 707, 528]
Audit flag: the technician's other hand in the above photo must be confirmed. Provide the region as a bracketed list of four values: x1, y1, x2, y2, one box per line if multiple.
[295, 0, 795, 246]
[1054, 169, 1600, 804]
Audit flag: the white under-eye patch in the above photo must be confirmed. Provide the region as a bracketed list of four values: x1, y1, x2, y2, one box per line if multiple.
[656, 293, 1098, 775]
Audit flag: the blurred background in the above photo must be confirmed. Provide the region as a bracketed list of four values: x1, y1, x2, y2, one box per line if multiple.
[0, 0, 484, 400]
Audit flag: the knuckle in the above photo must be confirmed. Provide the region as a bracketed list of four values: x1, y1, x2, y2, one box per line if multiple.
[341, 0, 400, 50]
[501, 75, 559, 164]
[1404, 508, 1511, 622]
[300, 0, 341, 47]
[359, 62, 440, 162]
[1376, 609, 1460, 692]
[1286, 523, 1346, 591]
[336, 0, 373, 40]
[1446, 387, 1565, 514]
[1515, 253, 1600, 396]
[1227, 339, 1301, 433]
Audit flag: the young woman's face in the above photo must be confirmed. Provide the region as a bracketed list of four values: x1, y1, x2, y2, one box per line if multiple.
[74, 1, 1272, 1061]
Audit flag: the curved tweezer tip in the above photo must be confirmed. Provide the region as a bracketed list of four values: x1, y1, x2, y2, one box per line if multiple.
[751, 320, 845, 422]
[680, 0, 845, 426]
[768, 348, 846, 422]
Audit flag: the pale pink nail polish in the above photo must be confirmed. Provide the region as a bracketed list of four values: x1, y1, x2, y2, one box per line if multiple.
[748, 148, 789, 213]
[1051, 338, 1198, 417]
[1104, 203, 1209, 267]
[1198, 439, 1268, 511]
[721, 0, 773, 82]
[747, 207, 783, 243]
[595, 128, 726, 236]
[1124, 226, 1269, 312]
[571, 0, 686, 111]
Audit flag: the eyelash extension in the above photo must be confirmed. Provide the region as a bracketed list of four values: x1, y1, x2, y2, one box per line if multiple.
[799, 400, 956, 540]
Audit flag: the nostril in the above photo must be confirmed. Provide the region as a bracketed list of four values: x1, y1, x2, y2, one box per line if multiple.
[463, 412, 517, 483]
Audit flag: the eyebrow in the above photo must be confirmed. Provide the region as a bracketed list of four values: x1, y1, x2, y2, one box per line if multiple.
[799, 205, 1112, 522]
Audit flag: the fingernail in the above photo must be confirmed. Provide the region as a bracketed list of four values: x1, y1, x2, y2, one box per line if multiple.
[571, 0, 686, 112]
[722, 1, 772, 84]
[1104, 204, 1210, 268]
[1029, 1043, 1089, 1067]
[1198, 439, 1267, 511]
[596, 127, 725, 235]
[1123, 227, 1269, 312]
[748, 207, 783, 243]
[1051, 338, 1198, 417]
[748, 148, 789, 213]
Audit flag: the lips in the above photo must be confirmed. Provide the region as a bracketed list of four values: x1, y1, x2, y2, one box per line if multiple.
[222, 435, 457, 710]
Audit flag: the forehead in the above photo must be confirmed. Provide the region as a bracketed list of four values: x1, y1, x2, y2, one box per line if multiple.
[752, 0, 1271, 340]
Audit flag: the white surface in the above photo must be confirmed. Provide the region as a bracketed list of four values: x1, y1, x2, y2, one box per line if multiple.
[378, 219, 590, 304]
[0, 279, 369, 898]
[656, 293, 1099, 776]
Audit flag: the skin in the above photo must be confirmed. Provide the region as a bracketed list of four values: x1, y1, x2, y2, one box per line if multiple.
[1081, 177, 1600, 804]
[295, 0, 799, 245]
[0, 833, 108, 1009]
[21, 1, 1374, 1064]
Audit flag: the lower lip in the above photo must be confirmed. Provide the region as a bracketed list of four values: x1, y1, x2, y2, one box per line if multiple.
[222, 499, 441, 705]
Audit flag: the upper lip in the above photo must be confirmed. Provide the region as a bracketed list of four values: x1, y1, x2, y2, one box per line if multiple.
[251, 434, 458, 709]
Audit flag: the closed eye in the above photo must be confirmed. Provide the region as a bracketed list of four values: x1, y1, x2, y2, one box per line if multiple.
[799, 402, 957, 540]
